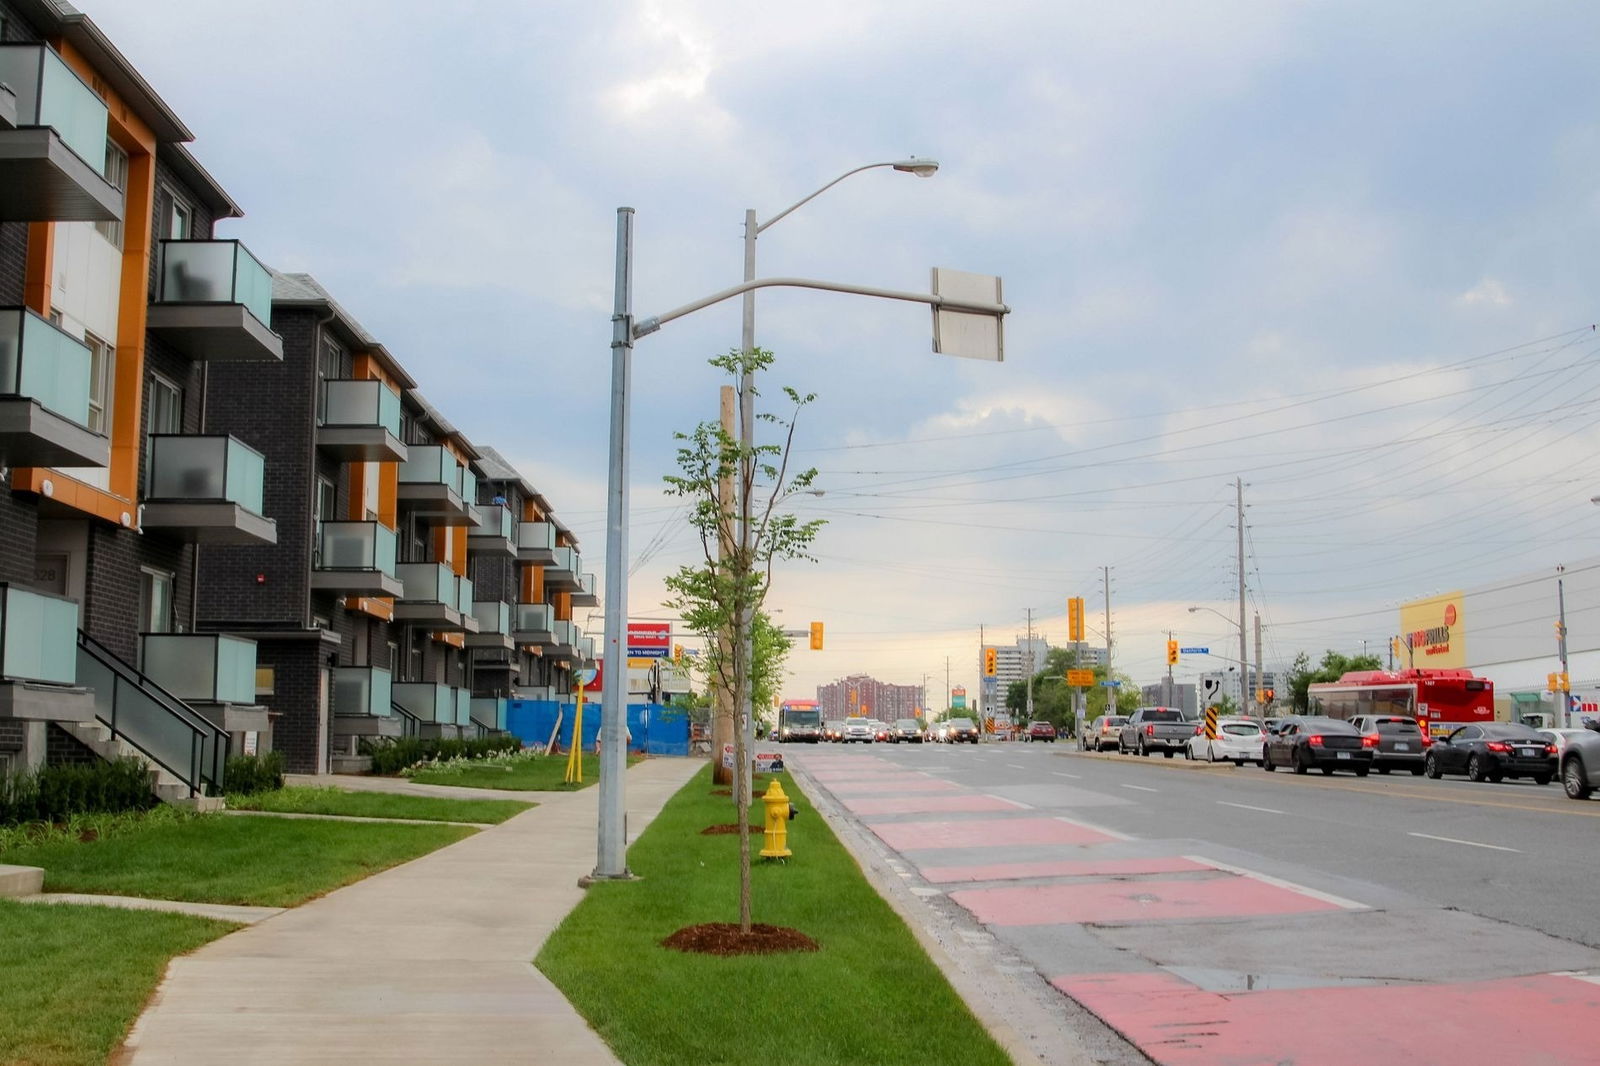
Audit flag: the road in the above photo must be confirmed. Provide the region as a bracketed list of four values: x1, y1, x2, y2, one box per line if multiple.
[785, 739, 1600, 1066]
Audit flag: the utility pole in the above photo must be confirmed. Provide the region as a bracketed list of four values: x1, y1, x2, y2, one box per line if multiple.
[978, 622, 985, 721]
[1254, 612, 1263, 710]
[945, 655, 951, 716]
[1558, 564, 1571, 727]
[1102, 566, 1114, 711]
[1236, 477, 1248, 708]
[1025, 607, 1035, 724]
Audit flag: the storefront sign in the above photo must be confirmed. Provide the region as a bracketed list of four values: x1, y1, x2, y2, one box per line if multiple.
[1397, 592, 1464, 668]
[721, 743, 784, 773]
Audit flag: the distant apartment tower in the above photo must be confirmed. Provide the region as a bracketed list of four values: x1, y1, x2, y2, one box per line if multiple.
[1140, 682, 1197, 715]
[977, 636, 1051, 715]
[817, 674, 921, 720]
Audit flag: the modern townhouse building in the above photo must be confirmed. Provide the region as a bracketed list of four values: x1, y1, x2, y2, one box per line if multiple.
[0, 0, 277, 801]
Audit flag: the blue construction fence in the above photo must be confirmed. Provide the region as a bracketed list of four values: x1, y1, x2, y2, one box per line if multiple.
[504, 699, 691, 756]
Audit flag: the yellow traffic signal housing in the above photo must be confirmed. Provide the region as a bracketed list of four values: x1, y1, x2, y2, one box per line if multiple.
[809, 622, 824, 650]
[983, 647, 997, 676]
[1067, 597, 1085, 642]
[1166, 640, 1178, 666]
[673, 643, 684, 663]
[1562, 672, 1572, 693]
[1549, 672, 1560, 692]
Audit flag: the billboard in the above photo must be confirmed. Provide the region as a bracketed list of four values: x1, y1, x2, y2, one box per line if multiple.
[951, 686, 967, 710]
[627, 622, 671, 658]
[1397, 592, 1464, 669]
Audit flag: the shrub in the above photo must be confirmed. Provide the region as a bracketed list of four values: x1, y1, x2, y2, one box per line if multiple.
[0, 758, 157, 826]
[224, 751, 285, 796]
[359, 734, 522, 775]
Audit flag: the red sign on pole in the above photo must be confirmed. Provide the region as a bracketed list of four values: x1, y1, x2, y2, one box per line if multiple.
[627, 622, 672, 658]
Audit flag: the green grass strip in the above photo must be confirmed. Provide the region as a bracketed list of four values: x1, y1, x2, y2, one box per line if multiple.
[0, 813, 475, 908]
[536, 765, 1011, 1066]
[408, 752, 640, 791]
[229, 786, 534, 824]
[0, 899, 235, 1066]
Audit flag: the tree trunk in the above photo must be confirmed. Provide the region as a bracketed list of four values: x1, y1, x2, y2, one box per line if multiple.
[712, 384, 737, 787]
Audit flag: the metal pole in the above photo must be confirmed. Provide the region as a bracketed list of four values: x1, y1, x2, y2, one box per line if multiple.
[593, 207, 634, 881]
[1025, 607, 1035, 725]
[1254, 612, 1263, 711]
[1236, 477, 1248, 708]
[1558, 565, 1571, 727]
[1103, 566, 1113, 704]
[1165, 628, 1174, 706]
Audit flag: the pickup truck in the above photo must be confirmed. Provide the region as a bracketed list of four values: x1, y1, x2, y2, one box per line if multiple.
[1560, 724, 1600, 799]
[1118, 707, 1195, 757]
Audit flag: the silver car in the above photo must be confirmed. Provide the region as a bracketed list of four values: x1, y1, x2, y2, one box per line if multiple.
[842, 717, 875, 743]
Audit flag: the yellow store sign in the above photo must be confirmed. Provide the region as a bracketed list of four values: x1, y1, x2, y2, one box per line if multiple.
[1397, 591, 1464, 668]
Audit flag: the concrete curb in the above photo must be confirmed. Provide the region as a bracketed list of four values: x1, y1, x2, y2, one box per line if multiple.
[21, 893, 284, 924]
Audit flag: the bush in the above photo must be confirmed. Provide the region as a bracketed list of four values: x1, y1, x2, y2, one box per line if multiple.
[358, 734, 521, 776]
[0, 758, 157, 826]
[224, 751, 285, 796]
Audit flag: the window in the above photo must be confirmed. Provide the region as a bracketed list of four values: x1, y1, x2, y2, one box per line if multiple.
[315, 476, 336, 525]
[146, 372, 182, 436]
[255, 667, 276, 698]
[317, 340, 344, 421]
[84, 333, 115, 435]
[138, 567, 175, 635]
[94, 140, 128, 246]
[166, 196, 192, 240]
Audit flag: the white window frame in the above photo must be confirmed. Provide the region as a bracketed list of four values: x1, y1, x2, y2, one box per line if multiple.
[138, 566, 175, 636]
[146, 371, 183, 436]
[84, 332, 114, 435]
[95, 140, 128, 247]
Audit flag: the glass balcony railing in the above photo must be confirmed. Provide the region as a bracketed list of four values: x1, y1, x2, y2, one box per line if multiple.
[549, 546, 577, 574]
[516, 521, 556, 556]
[553, 620, 576, 647]
[399, 445, 463, 495]
[453, 687, 471, 727]
[392, 682, 467, 725]
[316, 522, 397, 575]
[0, 44, 109, 167]
[0, 583, 78, 685]
[473, 601, 510, 635]
[516, 685, 555, 703]
[0, 306, 93, 426]
[456, 574, 474, 614]
[580, 636, 595, 663]
[333, 665, 392, 718]
[322, 379, 402, 436]
[513, 603, 553, 634]
[141, 633, 257, 704]
[155, 240, 274, 327]
[397, 562, 456, 606]
[145, 435, 266, 513]
[471, 503, 514, 540]
[471, 696, 508, 732]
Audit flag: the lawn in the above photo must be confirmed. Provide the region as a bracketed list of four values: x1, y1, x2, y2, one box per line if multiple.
[536, 765, 1011, 1066]
[408, 751, 642, 791]
[229, 785, 534, 824]
[0, 813, 474, 907]
[0, 899, 235, 1066]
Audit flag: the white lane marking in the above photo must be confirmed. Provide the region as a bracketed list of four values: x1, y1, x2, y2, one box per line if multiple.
[1007, 764, 1026, 770]
[1407, 832, 1520, 853]
[1051, 771, 1081, 779]
[1056, 814, 1135, 841]
[989, 795, 1034, 809]
[1217, 800, 1285, 815]
[1120, 784, 1159, 793]
[1187, 855, 1367, 911]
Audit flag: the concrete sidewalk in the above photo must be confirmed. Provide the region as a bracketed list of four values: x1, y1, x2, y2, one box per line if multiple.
[119, 757, 704, 1065]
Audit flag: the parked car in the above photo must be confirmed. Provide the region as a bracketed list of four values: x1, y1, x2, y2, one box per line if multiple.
[1185, 716, 1264, 765]
[823, 720, 846, 742]
[889, 718, 924, 743]
[1262, 716, 1375, 776]
[1118, 707, 1194, 757]
[1559, 725, 1600, 799]
[1025, 721, 1057, 743]
[1350, 714, 1429, 775]
[1081, 715, 1128, 751]
[1425, 722, 1556, 784]
[945, 717, 980, 743]
[842, 717, 875, 743]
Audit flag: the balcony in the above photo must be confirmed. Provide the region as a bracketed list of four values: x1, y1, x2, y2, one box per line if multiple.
[311, 521, 402, 597]
[397, 446, 475, 525]
[393, 563, 477, 632]
[0, 45, 122, 222]
[470, 696, 508, 733]
[0, 584, 78, 686]
[0, 307, 109, 468]
[515, 685, 556, 702]
[465, 600, 513, 651]
[317, 379, 407, 462]
[147, 241, 283, 362]
[332, 665, 392, 718]
[140, 633, 257, 705]
[141, 435, 276, 545]
[548, 619, 580, 662]
[392, 682, 471, 727]
[468, 503, 516, 558]
[511, 602, 555, 647]
[515, 521, 557, 565]
[544, 546, 581, 591]
[570, 571, 599, 608]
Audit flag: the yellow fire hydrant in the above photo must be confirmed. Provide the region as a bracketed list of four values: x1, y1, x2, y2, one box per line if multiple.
[760, 779, 793, 859]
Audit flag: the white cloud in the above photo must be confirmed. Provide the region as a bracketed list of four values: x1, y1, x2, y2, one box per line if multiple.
[1455, 278, 1512, 308]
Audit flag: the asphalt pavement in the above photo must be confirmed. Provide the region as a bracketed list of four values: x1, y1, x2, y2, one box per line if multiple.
[786, 738, 1600, 1066]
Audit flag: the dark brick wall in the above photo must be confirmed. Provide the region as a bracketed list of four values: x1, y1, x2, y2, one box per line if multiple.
[46, 722, 99, 766]
[0, 490, 39, 585]
[0, 0, 33, 327]
[0, 719, 23, 754]
[82, 522, 189, 664]
[256, 642, 324, 773]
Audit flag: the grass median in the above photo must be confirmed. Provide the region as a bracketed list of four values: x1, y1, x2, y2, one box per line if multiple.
[0, 898, 235, 1066]
[229, 785, 534, 824]
[536, 764, 1011, 1066]
[0, 809, 475, 907]
[407, 751, 643, 791]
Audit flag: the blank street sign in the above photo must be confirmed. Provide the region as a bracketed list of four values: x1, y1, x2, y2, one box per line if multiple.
[931, 267, 1004, 362]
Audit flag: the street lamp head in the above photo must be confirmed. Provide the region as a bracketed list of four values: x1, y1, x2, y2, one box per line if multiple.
[1186, 606, 1201, 613]
[891, 157, 940, 177]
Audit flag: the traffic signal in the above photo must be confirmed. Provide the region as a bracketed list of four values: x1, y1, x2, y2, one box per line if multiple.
[672, 643, 683, 663]
[1550, 672, 1560, 693]
[983, 647, 997, 676]
[809, 621, 823, 650]
[1561, 672, 1571, 693]
[1067, 597, 1085, 642]
[1262, 687, 1275, 703]
[1166, 640, 1178, 666]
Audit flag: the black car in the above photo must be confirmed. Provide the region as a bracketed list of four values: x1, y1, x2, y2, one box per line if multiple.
[889, 718, 924, 743]
[1425, 722, 1557, 784]
[1349, 714, 1429, 775]
[1262, 716, 1375, 776]
[945, 717, 980, 743]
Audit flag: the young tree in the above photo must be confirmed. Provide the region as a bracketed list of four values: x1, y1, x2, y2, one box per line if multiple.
[662, 348, 823, 934]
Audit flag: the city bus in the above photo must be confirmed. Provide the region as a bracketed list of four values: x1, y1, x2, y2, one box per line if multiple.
[1307, 669, 1494, 737]
[777, 699, 823, 743]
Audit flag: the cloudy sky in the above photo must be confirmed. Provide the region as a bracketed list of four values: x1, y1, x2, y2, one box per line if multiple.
[94, 0, 1600, 704]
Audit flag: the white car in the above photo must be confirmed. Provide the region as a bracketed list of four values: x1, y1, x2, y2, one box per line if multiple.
[842, 717, 875, 743]
[1186, 716, 1265, 765]
[1539, 729, 1591, 759]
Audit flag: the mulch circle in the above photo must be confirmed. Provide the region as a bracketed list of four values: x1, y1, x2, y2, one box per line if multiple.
[699, 823, 762, 835]
[662, 922, 819, 956]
